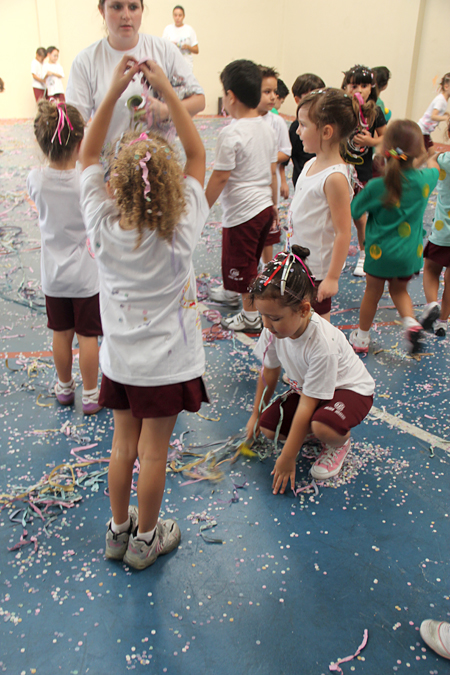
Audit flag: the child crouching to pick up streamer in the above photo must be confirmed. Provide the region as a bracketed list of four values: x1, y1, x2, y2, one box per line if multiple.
[27, 100, 102, 415]
[246, 245, 375, 495]
[80, 55, 209, 570]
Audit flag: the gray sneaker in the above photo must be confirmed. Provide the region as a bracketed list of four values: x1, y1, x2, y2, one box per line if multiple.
[123, 518, 181, 570]
[105, 505, 138, 560]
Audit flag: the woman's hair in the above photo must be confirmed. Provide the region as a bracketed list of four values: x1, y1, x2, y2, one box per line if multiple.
[372, 66, 391, 90]
[108, 131, 186, 246]
[439, 73, 450, 91]
[297, 87, 377, 145]
[173, 4, 185, 13]
[382, 119, 426, 207]
[33, 99, 85, 163]
[292, 73, 325, 99]
[249, 245, 316, 309]
[341, 64, 378, 103]
[98, 0, 144, 7]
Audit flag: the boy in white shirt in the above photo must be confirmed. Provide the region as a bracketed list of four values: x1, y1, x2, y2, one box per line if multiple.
[206, 59, 278, 333]
[44, 46, 65, 102]
[257, 65, 291, 264]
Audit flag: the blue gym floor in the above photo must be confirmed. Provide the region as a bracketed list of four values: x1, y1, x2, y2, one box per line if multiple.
[0, 117, 449, 675]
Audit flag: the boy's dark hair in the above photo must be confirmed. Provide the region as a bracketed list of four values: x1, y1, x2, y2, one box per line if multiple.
[36, 47, 47, 59]
[292, 73, 325, 99]
[372, 66, 391, 90]
[220, 60, 262, 109]
[341, 64, 378, 102]
[258, 65, 279, 81]
[46, 45, 59, 54]
[276, 78, 289, 100]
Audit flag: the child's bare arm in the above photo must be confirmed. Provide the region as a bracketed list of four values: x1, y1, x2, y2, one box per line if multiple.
[140, 61, 205, 185]
[279, 163, 289, 199]
[431, 108, 450, 122]
[319, 172, 352, 302]
[205, 170, 231, 208]
[246, 366, 280, 440]
[427, 151, 441, 172]
[272, 393, 318, 495]
[80, 55, 140, 170]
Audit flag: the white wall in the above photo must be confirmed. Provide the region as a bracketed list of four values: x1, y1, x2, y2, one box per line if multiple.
[0, 0, 449, 144]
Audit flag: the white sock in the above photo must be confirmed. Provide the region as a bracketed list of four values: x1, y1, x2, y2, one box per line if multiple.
[357, 328, 370, 340]
[136, 526, 157, 544]
[437, 318, 447, 325]
[58, 378, 73, 389]
[82, 387, 99, 399]
[111, 516, 130, 534]
[359, 250, 365, 259]
[403, 316, 421, 330]
[242, 309, 259, 320]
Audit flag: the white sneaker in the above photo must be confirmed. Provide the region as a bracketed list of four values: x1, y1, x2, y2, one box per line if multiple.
[123, 519, 181, 570]
[353, 251, 365, 277]
[209, 284, 240, 307]
[349, 329, 370, 354]
[419, 301, 440, 330]
[420, 620, 450, 659]
[433, 319, 447, 337]
[220, 311, 262, 333]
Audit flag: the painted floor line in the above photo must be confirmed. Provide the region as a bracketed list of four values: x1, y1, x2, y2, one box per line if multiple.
[369, 405, 450, 454]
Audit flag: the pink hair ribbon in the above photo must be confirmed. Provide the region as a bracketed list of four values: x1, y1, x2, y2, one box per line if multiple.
[353, 92, 368, 128]
[50, 101, 74, 145]
[139, 151, 152, 198]
[128, 132, 150, 146]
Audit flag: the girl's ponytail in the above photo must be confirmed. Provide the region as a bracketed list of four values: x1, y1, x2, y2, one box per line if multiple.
[382, 119, 425, 207]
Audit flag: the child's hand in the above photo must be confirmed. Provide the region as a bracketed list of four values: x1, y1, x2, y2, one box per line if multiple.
[108, 55, 140, 100]
[140, 60, 171, 97]
[280, 178, 290, 200]
[245, 413, 260, 441]
[271, 453, 296, 495]
[317, 276, 338, 302]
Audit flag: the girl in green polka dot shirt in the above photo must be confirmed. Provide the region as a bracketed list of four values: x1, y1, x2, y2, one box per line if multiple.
[349, 119, 439, 354]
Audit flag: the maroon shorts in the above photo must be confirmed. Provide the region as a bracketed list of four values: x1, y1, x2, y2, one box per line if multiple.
[260, 388, 373, 438]
[424, 240, 450, 267]
[311, 280, 332, 316]
[264, 217, 282, 247]
[33, 88, 45, 102]
[45, 294, 103, 336]
[423, 134, 433, 151]
[99, 375, 209, 419]
[222, 206, 273, 293]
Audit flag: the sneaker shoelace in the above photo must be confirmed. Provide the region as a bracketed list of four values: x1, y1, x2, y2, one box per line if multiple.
[317, 444, 347, 467]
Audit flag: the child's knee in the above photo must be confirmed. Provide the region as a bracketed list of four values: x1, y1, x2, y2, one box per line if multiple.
[260, 426, 275, 440]
[311, 420, 349, 444]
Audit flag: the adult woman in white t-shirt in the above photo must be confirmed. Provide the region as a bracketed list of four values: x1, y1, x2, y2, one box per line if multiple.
[162, 5, 199, 72]
[66, 0, 204, 144]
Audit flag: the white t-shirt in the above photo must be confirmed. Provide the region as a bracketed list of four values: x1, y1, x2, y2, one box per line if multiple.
[44, 63, 65, 96]
[261, 111, 291, 201]
[254, 314, 375, 399]
[27, 167, 99, 298]
[418, 93, 448, 134]
[66, 34, 204, 145]
[80, 164, 209, 386]
[31, 59, 45, 90]
[287, 158, 353, 279]
[162, 23, 198, 70]
[213, 117, 277, 228]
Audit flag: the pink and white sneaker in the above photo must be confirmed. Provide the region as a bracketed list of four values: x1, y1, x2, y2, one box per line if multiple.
[349, 329, 370, 354]
[310, 438, 351, 480]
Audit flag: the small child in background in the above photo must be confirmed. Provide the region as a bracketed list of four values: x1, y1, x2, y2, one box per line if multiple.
[288, 88, 367, 321]
[341, 65, 386, 277]
[418, 73, 450, 154]
[420, 117, 450, 337]
[80, 56, 209, 569]
[246, 246, 375, 493]
[372, 66, 392, 124]
[27, 100, 102, 414]
[31, 48, 47, 102]
[206, 59, 278, 333]
[271, 78, 289, 113]
[257, 65, 291, 263]
[44, 46, 65, 102]
[349, 120, 440, 354]
[289, 73, 325, 188]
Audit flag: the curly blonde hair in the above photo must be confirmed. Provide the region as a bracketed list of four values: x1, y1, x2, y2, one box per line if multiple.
[108, 131, 186, 246]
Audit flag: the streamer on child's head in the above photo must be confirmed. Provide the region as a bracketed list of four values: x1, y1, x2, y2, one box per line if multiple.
[33, 99, 85, 163]
[250, 246, 316, 309]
